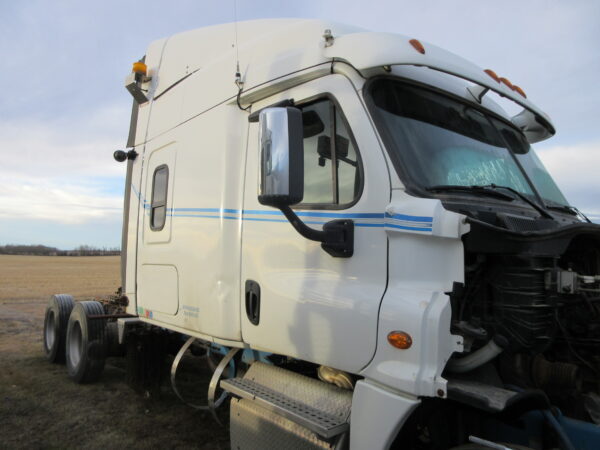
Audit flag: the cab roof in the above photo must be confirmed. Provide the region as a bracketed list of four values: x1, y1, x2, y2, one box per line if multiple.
[141, 19, 554, 143]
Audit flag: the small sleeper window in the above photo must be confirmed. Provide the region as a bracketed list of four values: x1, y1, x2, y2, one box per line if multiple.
[150, 165, 168, 230]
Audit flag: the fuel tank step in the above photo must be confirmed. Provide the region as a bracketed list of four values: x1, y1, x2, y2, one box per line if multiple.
[220, 361, 352, 445]
[221, 377, 348, 438]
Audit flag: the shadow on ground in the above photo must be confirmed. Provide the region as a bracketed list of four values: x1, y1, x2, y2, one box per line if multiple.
[0, 299, 230, 449]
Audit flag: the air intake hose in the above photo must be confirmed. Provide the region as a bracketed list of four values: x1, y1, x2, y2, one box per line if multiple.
[446, 335, 508, 374]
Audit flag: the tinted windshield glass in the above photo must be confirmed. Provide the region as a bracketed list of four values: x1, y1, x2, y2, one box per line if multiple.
[368, 79, 568, 206]
[493, 119, 568, 205]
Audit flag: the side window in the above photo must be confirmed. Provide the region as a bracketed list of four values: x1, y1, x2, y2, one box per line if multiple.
[150, 165, 168, 230]
[300, 99, 361, 207]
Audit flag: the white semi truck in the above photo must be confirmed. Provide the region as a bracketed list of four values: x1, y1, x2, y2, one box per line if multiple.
[43, 19, 600, 449]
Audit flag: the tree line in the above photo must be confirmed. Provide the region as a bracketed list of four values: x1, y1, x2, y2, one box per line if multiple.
[0, 244, 120, 256]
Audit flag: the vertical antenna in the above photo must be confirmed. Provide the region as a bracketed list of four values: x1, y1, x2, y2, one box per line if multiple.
[233, 0, 243, 90]
[233, 0, 250, 111]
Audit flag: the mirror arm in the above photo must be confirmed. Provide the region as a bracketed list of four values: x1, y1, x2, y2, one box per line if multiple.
[280, 205, 326, 242]
[279, 206, 354, 258]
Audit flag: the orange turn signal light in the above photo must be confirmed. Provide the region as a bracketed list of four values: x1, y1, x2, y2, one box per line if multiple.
[409, 39, 425, 54]
[499, 77, 514, 90]
[484, 69, 501, 83]
[387, 331, 412, 349]
[132, 62, 148, 75]
[512, 85, 527, 98]
[484, 69, 527, 99]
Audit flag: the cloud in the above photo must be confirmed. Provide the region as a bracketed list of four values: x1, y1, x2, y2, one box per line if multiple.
[0, 104, 128, 178]
[536, 141, 600, 216]
[0, 103, 127, 225]
[0, 175, 122, 224]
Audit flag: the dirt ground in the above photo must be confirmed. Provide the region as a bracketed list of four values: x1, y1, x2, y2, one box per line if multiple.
[0, 255, 230, 449]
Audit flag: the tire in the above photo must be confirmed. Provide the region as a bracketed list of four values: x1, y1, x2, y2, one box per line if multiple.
[43, 294, 75, 363]
[65, 301, 107, 383]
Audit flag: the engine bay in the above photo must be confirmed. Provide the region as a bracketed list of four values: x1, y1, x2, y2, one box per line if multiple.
[449, 213, 600, 425]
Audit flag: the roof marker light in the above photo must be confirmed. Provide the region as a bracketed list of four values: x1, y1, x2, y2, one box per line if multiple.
[387, 331, 413, 349]
[409, 39, 425, 54]
[484, 69, 501, 83]
[132, 61, 148, 75]
[512, 85, 527, 98]
[499, 77, 514, 90]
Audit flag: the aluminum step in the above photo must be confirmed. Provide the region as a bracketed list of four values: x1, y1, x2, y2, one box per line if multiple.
[221, 377, 349, 439]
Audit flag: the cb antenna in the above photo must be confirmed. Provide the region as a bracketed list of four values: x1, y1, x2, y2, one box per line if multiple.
[233, 0, 249, 111]
[233, 0, 242, 90]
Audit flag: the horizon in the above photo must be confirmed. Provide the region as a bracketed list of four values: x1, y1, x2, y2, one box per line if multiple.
[0, 243, 120, 251]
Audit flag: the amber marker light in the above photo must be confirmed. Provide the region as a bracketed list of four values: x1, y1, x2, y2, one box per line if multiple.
[409, 39, 425, 54]
[387, 331, 412, 349]
[132, 61, 148, 75]
[499, 77, 514, 90]
[512, 85, 527, 98]
[484, 69, 500, 83]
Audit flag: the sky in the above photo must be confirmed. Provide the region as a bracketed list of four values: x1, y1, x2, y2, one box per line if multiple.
[0, 0, 598, 249]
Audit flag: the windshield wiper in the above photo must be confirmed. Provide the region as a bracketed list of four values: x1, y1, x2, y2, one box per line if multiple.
[426, 185, 515, 201]
[546, 205, 577, 216]
[479, 184, 554, 219]
[426, 184, 554, 220]
[547, 204, 591, 222]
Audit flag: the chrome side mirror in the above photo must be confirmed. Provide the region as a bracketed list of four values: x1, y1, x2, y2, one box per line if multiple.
[256, 106, 354, 258]
[258, 107, 304, 207]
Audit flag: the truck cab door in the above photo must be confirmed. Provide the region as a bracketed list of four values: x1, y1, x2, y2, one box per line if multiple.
[241, 75, 390, 372]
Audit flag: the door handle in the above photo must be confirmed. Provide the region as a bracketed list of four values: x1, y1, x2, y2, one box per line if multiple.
[245, 280, 261, 326]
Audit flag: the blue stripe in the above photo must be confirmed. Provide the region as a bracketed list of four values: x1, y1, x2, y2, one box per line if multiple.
[243, 210, 383, 219]
[243, 217, 341, 225]
[386, 219, 432, 227]
[171, 214, 239, 220]
[165, 208, 384, 219]
[156, 211, 422, 230]
[355, 223, 385, 228]
[242, 217, 289, 223]
[171, 215, 387, 227]
[385, 212, 433, 222]
[173, 208, 240, 214]
[385, 223, 432, 232]
[140, 202, 430, 223]
[140, 199, 434, 232]
[164, 208, 390, 220]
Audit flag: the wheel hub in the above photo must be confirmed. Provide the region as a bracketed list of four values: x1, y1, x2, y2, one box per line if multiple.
[45, 310, 56, 350]
[68, 321, 83, 367]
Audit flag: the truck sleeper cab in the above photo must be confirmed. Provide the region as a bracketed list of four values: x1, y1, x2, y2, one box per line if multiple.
[43, 19, 600, 450]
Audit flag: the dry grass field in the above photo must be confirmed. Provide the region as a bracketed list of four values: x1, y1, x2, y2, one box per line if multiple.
[0, 255, 121, 301]
[0, 255, 229, 449]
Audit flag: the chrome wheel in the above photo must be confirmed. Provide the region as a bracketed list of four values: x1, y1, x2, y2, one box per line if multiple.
[68, 320, 83, 368]
[44, 310, 56, 351]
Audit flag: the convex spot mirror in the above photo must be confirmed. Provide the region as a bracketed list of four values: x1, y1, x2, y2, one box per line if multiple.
[258, 107, 304, 207]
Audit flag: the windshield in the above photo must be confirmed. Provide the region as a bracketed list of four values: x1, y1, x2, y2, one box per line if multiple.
[367, 79, 568, 206]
